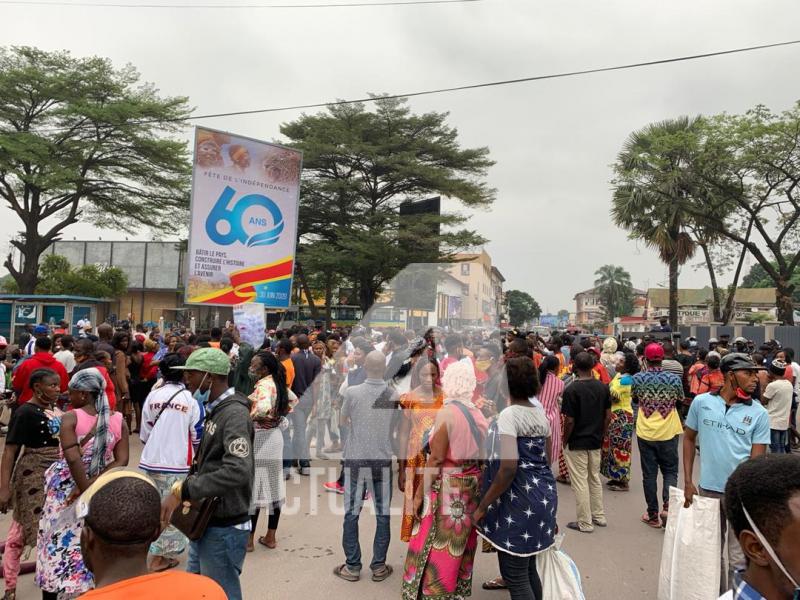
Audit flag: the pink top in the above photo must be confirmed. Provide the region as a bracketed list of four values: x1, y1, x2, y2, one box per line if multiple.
[443, 401, 488, 467]
[539, 372, 564, 462]
[75, 408, 123, 461]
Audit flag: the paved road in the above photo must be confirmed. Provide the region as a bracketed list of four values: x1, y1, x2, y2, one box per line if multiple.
[4, 436, 671, 599]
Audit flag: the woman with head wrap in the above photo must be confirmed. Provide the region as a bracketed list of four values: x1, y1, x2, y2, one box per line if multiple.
[36, 367, 129, 599]
[402, 360, 488, 600]
[600, 337, 619, 377]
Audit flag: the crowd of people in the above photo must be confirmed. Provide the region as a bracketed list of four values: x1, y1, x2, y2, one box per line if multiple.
[0, 318, 797, 599]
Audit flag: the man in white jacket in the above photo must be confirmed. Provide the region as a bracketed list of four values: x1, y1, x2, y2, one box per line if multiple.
[139, 353, 204, 572]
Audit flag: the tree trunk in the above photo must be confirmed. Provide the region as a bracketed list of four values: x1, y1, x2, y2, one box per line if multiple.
[698, 242, 723, 322]
[294, 261, 320, 320]
[776, 280, 796, 325]
[668, 255, 679, 330]
[324, 274, 333, 330]
[358, 279, 377, 315]
[721, 245, 750, 325]
[4, 239, 46, 294]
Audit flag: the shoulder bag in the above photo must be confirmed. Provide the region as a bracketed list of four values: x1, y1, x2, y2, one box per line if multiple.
[170, 400, 224, 541]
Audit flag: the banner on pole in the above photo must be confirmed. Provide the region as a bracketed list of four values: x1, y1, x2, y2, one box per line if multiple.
[185, 126, 302, 307]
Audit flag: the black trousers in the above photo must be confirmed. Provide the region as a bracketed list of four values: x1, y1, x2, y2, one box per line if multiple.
[498, 551, 542, 600]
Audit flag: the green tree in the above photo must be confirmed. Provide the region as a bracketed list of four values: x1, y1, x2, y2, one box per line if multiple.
[4, 253, 128, 297]
[0, 46, 191, 293]
[686, 103, 800, 324]
[742, 262, 800, 303]
[281, 96, 495, 313]
[611, 117, 703, 330]
[593, 264, 634, 320]
[505, 289, 541, 326]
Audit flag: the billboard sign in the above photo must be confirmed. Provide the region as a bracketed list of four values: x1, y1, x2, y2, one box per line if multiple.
[186, 127, 302, 307]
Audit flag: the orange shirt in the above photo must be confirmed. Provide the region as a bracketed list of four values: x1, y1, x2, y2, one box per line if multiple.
[282, 357, 296, 388]
[79, 571, 225, 599]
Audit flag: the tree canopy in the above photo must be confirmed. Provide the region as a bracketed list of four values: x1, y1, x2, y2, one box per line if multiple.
[593, 264, 634, 320]
[2, 254, 128, 298]
[611, 117, 701, 330]
[281, 96, 495, 313]
[0, 46, 191, 293]
[687, 103, 800, 324]
[505, 289, 541, 326]
[742, 262, 800, 303]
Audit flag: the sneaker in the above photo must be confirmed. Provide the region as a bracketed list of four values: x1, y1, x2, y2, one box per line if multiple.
[315, 452, 330, 460]
[641, 512, 662, 529]
[592, 518, 608, 528]
[324, 481, 345, 495]
[299, 466, 311, 476]
[324, 442, 342, 453]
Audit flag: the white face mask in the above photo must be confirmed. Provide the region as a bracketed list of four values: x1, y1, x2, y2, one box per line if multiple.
[742, 504, 800, 599]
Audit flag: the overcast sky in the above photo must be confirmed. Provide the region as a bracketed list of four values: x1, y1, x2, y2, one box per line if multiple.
[2, 0, 800, 313]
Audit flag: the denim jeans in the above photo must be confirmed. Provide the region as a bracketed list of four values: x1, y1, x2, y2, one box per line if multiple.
[342, 464, 392, 572]
[770, 429, 789, 454]
[637, 435, 679, 516]
[497, 551, 542, 600]
[290, 406, 311, 469]
[187, 525, 249, 600]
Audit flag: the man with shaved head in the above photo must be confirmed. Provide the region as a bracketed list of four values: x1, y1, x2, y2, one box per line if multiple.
[334, 350, 399, 583]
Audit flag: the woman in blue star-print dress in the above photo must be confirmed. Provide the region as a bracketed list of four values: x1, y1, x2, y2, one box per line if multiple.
[474, 357, 558, 600]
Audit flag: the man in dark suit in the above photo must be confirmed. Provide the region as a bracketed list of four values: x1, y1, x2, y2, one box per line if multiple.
[290, 334, 321, 475]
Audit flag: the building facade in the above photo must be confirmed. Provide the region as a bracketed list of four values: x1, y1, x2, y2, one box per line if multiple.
[446, 249, 504, 327]
[573, 286, 647, 327]
[645, 287, 778, 324]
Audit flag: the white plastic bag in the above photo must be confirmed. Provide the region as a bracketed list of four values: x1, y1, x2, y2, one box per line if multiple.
[538, 534, 585, 600]
[658, 486, 721, 600]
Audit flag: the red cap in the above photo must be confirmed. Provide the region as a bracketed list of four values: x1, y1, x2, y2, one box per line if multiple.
[644, 343, 664, 362]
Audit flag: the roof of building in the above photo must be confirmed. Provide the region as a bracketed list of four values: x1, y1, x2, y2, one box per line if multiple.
[646, 287, 776, 307]
[0, 294, 109, 302]
[617, 316, 654, 323]
[574, 286, 647, 301]
[490, 265, 505, 282]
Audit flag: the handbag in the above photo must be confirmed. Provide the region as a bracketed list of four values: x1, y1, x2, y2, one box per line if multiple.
[169, 495, 221, 541]
[169, 403, 222, 541]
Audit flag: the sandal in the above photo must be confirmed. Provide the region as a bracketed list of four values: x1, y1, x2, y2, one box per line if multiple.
[333, 564, 360, 582]
[258, 535, 277, 549]
[641, 512, 662, 529]
[482, 576, 508, 590]
[371, 564, 393, 582]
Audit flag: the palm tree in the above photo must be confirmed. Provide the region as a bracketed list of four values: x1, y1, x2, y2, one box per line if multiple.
[594, 264, 634, 320]
[611, 116, 701, 329]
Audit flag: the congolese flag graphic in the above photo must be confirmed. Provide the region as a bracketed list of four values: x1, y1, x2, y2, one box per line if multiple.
[189, 256, 294, 305]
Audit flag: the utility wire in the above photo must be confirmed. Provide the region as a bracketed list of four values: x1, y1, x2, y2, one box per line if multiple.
[0, 0, 480, 8]
[171, 38, 800, 120]
[3, 38, 799, 135]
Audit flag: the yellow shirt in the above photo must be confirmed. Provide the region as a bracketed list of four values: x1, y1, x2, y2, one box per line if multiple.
[636, 409, 683, 441]
[609, 373, 634, 414]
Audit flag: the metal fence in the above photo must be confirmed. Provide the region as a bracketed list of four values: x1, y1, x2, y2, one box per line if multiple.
[775, 326, 800, 351]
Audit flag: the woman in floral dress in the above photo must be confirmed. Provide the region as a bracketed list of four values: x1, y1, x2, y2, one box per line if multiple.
[402, 360, 488, 600]
[36, 368, 129, 599]
[247, 351, 290, 551]
[601, 352, 638, 491]
[398, 359, 444, 542]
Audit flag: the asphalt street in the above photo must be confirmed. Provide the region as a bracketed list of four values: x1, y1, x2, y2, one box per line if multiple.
[2, 433, 678, 599]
